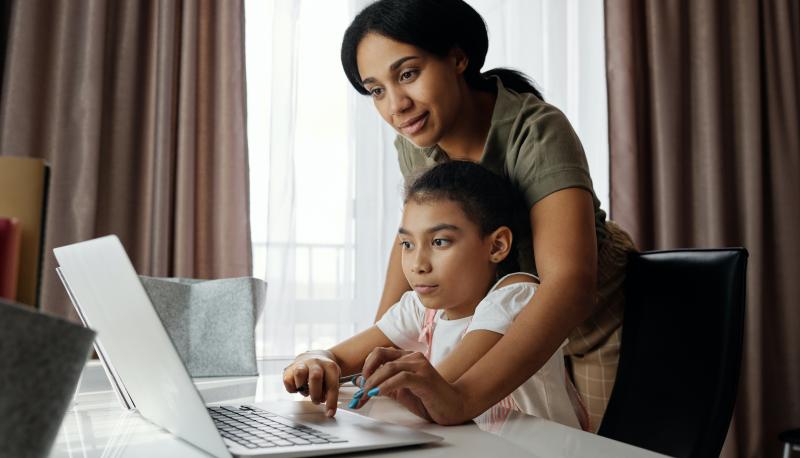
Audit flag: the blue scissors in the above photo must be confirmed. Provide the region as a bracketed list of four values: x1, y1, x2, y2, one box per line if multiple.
[298, 373, 363, 394]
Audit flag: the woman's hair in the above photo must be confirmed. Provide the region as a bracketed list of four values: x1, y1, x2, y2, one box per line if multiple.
[405, 161, 522, 276]
[341, 0, 543, 100]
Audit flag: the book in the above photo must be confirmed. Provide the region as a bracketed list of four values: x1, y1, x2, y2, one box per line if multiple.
[0, 157, 49, 307]
[0, 217, 21, 300]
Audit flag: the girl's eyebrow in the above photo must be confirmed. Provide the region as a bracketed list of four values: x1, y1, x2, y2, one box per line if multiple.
[361, 56, 420, 86]
[398, 224, 462, 235]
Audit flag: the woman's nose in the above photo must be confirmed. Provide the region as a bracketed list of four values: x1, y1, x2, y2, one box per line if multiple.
[388, 87, 412, 116]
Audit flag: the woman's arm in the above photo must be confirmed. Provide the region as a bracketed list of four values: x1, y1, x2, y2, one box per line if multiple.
[358, 188, 597, 424]
[453, 188, 597, 417]
[374, 235, 412, 322]
[435, 274, 537, 382]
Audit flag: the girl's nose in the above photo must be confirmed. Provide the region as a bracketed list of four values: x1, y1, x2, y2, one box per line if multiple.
[412, 250, 431, 274]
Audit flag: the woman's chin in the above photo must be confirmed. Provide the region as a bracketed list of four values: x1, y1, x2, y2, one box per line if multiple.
[402, 132, 437, 149]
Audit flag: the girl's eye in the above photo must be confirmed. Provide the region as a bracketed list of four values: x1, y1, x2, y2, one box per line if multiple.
[432, 238, 451, 247]
[369, 87, 384, 97]
[399, 70, 418, 82]
[399, 240, 413, 249]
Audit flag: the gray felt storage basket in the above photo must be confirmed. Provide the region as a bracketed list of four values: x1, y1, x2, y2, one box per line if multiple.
[139, 276, 266, 377]
[0, 299, 96, 458]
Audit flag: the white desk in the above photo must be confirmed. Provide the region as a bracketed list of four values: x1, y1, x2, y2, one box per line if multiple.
[51, 360, 667, 457]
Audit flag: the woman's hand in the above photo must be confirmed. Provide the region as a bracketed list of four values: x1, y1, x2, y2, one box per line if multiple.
[282, 351, 341, 417]
[351, 347, 472, 425]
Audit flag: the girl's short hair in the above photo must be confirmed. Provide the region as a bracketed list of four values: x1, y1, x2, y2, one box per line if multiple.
[341, 0, 543, 100]
[405, 161, 523, 276]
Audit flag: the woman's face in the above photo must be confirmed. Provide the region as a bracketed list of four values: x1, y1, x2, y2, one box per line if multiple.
[398, 198, 499, 319]
[356, 33, 468, 148]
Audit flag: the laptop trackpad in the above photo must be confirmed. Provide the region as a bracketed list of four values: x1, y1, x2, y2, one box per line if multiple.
[253, 400, 329, 417]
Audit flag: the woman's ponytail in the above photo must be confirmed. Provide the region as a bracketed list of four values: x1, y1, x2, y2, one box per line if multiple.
[480, 68, 544, 101]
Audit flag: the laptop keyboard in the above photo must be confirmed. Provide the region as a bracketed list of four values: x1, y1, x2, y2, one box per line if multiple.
[208, 405, 348, 449]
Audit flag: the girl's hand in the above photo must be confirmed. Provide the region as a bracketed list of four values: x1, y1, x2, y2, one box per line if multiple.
[351, 347, 471, 425]
[282, 351, 341, 417]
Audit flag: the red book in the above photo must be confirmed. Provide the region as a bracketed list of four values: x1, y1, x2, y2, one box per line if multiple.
[0, 217, 21, 300]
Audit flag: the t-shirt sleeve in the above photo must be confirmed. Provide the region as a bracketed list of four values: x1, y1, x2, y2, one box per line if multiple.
[466, 282, 538, 336]
[375, 291, 426, 351]
[510, 106, 596, 209]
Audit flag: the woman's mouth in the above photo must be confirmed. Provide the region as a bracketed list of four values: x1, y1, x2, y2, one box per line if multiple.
[413, 284, 438, 295]
[398, 112, 429, 136]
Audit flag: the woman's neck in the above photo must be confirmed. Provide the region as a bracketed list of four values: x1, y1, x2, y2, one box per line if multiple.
[437, 87, 496, 163]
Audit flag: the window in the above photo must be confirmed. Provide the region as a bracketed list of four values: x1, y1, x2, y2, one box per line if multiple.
[245, 0, 609, 358]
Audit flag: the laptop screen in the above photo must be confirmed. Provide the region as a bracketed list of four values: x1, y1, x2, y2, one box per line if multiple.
[54, 235, 229, 458]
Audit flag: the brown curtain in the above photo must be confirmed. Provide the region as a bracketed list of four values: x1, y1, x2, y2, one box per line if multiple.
[606, 0, 800, 456]
[0, 0, 252, 321]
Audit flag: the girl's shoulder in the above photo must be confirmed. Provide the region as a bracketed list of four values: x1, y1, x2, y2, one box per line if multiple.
[491, 272, 540, 293]
[470, 273, 540, 327]
[475, 272, 540, 312]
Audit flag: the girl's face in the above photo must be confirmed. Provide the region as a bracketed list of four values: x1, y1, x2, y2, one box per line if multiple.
[398, 198, 510, 319]
[356, 33, 468, 148]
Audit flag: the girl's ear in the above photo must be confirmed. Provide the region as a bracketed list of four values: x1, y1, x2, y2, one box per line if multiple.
[449, 47, 469, 75]
[488, 226, 513, 264]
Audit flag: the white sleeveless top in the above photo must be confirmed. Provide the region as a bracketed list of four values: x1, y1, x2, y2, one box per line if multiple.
[376, 273, 581, 429]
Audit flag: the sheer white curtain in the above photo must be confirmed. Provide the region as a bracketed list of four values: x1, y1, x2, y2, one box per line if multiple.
[245, 0, 608, 358]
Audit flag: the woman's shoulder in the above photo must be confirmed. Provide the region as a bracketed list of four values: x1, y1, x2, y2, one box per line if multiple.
[493, 78, 574, 137]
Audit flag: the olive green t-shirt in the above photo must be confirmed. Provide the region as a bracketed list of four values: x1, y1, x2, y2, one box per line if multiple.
[395, 77, 609, 276]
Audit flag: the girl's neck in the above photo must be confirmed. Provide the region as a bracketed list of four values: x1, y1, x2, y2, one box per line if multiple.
[441, 277, 498, 320]
[437, 87, 496, 163]
[441, 304, 476, 321]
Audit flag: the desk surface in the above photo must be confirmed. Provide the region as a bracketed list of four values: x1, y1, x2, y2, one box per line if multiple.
[51, 360, 666, 457]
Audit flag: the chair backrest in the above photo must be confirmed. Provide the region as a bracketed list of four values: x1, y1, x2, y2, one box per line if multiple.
[598, 248, 748, 458]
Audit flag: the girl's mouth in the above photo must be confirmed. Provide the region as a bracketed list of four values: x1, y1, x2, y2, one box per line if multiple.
[413, 284, 438, 295]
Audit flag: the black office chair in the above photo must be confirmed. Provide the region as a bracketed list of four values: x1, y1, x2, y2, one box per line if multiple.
[598, 248, 748, 458]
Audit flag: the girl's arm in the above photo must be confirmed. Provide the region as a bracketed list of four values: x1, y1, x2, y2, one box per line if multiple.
[283, 325, 395, 416]
[374, 234, 412, 322]
[358, 188, 597, 424]
[328, 326, 396, 375]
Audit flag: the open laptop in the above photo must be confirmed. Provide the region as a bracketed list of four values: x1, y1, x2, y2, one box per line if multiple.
[54, 235, 442, 457]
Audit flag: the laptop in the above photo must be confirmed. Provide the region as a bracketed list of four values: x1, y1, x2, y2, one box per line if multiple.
[54, 235, 442, 457]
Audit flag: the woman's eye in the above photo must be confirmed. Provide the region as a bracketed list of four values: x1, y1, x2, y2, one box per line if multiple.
[432, 239, 451, 247]
[399, 70, 417, 82]
[399, 240, 413, 249]
[369, 87, 384, 97]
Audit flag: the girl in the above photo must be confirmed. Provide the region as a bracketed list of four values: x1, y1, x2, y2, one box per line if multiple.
[339, 0, 637, 430]
[283, 161, 583, 429]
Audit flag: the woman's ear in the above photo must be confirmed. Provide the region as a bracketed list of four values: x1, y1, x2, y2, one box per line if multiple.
[449, 48, 469, 75]
[488, 226, 513, 264]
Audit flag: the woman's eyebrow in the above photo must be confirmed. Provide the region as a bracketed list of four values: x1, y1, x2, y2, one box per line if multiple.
[361, 56, 420, 86]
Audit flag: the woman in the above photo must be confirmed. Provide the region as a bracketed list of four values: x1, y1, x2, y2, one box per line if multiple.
[339, 0, 634, 430]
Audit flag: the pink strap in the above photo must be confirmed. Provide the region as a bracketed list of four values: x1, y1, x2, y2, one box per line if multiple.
[417, 309, 437, 360]
[564, 368, 592, 431]
[417, 308, 519, 413]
